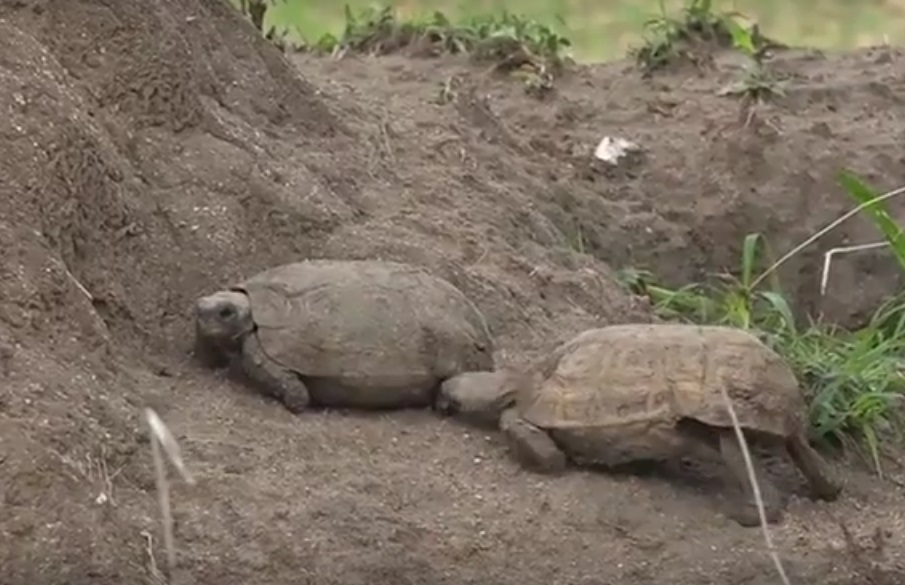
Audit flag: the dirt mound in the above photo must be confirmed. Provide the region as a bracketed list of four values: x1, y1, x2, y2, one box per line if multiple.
[1, 1, 904, 584]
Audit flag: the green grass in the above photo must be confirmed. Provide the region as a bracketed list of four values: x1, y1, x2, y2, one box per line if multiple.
[296, 4, 571, 63]
[262, 0, 905, 62]
[245, 1, 576, 93]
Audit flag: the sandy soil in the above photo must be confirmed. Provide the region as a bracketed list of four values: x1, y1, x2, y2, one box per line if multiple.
[1, 1, 905, 584]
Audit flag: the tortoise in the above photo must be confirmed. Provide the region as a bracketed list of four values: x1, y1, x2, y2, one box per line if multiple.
[194, 259, 494, 413]
[435, 323, 841, 527]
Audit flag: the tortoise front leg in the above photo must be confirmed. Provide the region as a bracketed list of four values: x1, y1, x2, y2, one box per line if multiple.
[717, 429, 785, 527]
[785, 429, 842, 501]
[240, 334, 311, 414]
[499, 407, 568, 473]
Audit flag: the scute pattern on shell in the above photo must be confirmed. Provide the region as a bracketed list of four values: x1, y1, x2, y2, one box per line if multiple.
[519, 324, 804, 438]
[236, 260, 494, 385]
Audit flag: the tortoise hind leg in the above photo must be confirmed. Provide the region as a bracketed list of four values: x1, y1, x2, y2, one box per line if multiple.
[785, 429, 842, 501]
[716, 428, 785, 527]
[240, 334, 311, 414]
[499, 408, 568, 473]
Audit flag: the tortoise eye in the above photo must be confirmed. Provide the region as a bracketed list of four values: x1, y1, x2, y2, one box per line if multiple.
[219, 306, 235, 319]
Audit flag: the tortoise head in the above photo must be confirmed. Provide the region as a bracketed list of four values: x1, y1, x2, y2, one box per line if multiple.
[193, 290, 255, 364]
[435, 371, 517, 429]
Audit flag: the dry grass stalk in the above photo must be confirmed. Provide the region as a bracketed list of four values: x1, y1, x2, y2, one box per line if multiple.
[145, 408, 196, 581]
[142, 529, 165, 584]
[820, 241, 887, 295]
[717, 386, 792, 585]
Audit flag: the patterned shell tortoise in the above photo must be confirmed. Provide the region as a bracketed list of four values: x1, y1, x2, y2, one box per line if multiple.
[436, 323, 841, 526]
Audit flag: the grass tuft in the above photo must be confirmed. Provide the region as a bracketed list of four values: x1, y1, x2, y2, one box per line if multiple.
[322, 7, 566, 60]
[630, 0, 789, 114]
[235, 2, 573, 94]
[631, 0, 739, 74]
[310, 5, 572, 87]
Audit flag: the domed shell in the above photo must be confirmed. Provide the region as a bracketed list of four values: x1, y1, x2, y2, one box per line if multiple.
[519, 324, 803, 439]
[235, 260, 494, 393]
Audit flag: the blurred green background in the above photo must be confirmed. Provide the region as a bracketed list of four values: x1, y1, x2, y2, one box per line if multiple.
[264, 0, 905, 61]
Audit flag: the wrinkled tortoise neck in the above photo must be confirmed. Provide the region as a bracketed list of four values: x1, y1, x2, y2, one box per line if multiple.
[490, 384, 519, 416]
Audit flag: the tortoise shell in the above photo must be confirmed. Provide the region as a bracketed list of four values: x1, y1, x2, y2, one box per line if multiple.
[233, 260, 494, 396]
[519, 324, 803, 440]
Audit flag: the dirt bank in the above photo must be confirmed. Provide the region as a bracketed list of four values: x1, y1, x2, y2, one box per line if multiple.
[1, 1, 904, 584]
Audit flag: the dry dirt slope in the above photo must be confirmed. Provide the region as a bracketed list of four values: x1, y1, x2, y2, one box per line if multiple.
[292, 43, 905, 328]
[1, 0, 905, 584]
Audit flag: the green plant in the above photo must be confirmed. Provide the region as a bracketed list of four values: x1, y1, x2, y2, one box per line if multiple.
[236, 0, 301, 49]
[295, 5, 571, 94]
[620, 227, 905, 476]
[717, 19, 784, 108]
[788, 313, 905, 475]
[463, 11, 572, 66]
[306, 5, 445, 56]
[631, 0, 737, 74]
[304, 5, 570, 66]
[621, 233, 792, 331]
